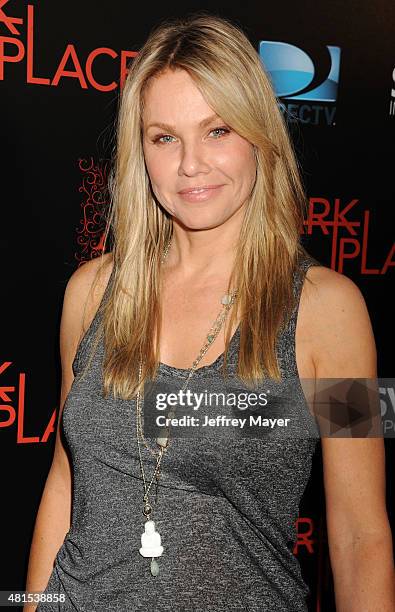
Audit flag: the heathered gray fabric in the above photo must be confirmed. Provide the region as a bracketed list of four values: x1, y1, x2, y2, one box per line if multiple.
[38, 253, 321, 612]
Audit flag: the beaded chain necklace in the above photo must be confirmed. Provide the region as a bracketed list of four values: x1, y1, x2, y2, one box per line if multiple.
[135, 238, 237, 576]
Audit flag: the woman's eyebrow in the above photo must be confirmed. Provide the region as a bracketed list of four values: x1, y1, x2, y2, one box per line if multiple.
[144, 113, 220, 132]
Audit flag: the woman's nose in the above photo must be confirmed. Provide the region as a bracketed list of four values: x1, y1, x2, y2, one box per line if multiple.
[178, 141, 211, 176]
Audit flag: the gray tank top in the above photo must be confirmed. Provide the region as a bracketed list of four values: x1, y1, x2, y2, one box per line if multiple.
[38, 253, 321, 612]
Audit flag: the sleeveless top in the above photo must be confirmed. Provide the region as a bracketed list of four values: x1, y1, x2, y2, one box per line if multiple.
[38, 253, 322, 612]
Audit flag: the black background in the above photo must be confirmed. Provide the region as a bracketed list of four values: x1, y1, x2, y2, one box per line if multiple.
[1, 1, 394, 610]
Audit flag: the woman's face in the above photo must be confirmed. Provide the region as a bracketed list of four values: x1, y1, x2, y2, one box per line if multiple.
[142, 68, 257, 231]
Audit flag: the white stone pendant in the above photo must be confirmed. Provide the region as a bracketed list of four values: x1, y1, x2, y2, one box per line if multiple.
[221, 294, 232, 305]
[156, 435, 169, 448]
[150, 558, 160, 577]
[139, 520, 164, 558]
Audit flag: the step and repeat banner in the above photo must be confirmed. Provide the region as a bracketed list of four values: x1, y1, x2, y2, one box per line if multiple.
[1, 1, 394, 610]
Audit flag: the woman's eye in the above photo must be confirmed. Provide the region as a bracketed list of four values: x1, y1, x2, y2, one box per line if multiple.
[154, 134, 176, 144]
[210, 127, 230, 138]
[151, 127, 230, 145]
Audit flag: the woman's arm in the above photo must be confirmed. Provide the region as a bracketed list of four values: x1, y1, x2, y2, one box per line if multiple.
[23, 253, 113, 611]
[306, 266, 395, 611]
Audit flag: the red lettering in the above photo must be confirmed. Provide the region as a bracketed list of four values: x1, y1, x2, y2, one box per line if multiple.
[120, 50, 137, 89]
[382, 243, 395, 274]
[52, 44, 88, 88]
[0, 0, 23, 35]
[334, 198, 359, 234]
[305, 198, 392, 275]
[0, 35, 24, 79]
[0, 2, 138, 92]
[0, 391, 16, 427]
[0, 362, 15, 427]
[338, 238, 360, 273]
[0, 361, 12, 375]
[26, 4, 49, 85]
[331, 198, 360, 269]
[16, 373, 39, 443]
[0, 362, 56, 443]
[86, 47, 117, 92]
[361, 210, 380, 274]
[305, 198, 331, 235]
[0, 385, 14, 402]
[41, 408, 56, 442]
[294, 517, 315, 554]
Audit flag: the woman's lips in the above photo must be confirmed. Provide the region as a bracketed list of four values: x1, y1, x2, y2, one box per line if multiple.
[177, 184, 224, 202]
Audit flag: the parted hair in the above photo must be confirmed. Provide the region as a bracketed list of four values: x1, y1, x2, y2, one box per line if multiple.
[84, 12, 312, 399]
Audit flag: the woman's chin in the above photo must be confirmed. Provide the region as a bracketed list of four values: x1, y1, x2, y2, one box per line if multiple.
[172, 214, 228, 232]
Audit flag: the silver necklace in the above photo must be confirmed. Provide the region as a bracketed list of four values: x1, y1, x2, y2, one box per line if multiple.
[135, 237, 237, 577]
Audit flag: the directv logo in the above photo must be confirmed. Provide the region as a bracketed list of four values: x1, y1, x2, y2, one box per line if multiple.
[259, 41, 341, 125]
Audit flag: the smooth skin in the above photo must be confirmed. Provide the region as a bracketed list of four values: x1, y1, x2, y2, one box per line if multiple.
[25, 68, 394, 610]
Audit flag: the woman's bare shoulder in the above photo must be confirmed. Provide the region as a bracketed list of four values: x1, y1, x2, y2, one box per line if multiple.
[301, 264, 376, 378]
[63, 252, 114, 338]
[302, 263, 366, 309]
[67, 252, 114, 295]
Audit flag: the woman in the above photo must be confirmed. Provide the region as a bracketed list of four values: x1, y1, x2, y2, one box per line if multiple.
[25, 13, 394, 611]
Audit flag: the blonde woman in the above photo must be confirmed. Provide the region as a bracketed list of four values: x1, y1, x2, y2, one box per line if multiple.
[25, 14, 394, 612]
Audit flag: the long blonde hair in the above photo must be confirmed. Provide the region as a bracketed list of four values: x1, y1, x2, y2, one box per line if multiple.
[88, 13, 312, 399]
